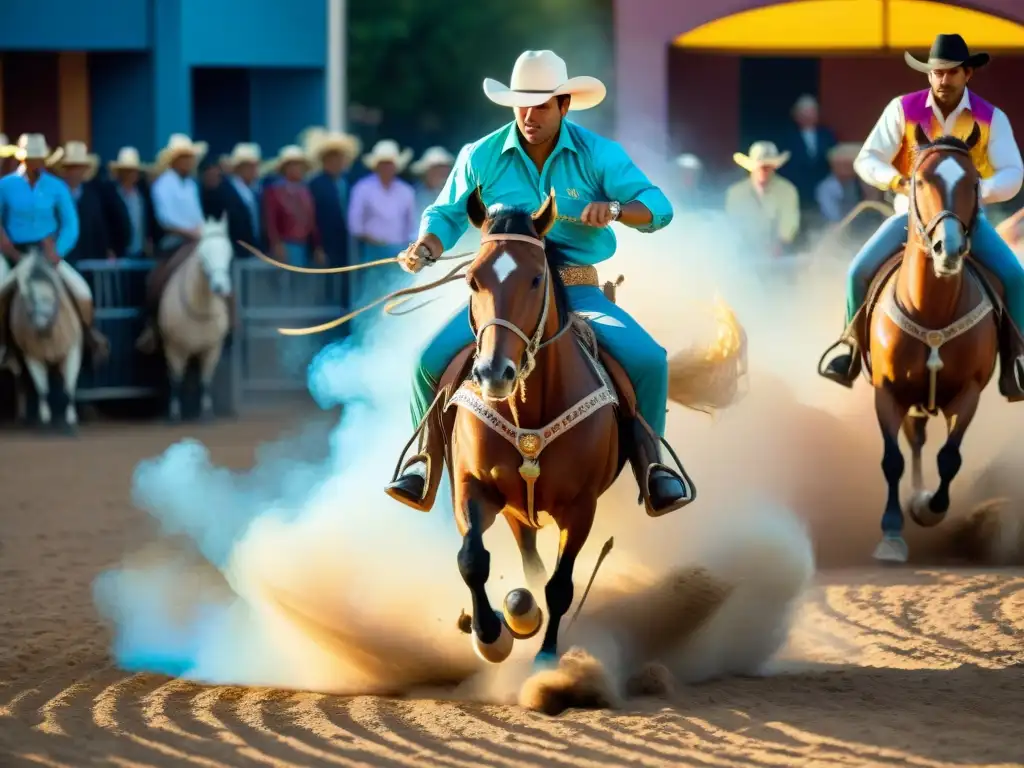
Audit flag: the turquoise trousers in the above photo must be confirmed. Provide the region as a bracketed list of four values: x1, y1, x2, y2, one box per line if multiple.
[846, 211, 1024, 327]
[411, 285, 669, 437]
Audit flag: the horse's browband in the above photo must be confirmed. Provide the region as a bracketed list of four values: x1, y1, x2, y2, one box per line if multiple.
[478, 232, 599, 287]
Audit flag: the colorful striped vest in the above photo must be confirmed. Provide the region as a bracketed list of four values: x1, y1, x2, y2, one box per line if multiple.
[893, 89, 995, 179]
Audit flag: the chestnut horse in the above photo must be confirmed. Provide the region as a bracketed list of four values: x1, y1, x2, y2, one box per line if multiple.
[443, 188, 730, 667]
[867, 123, 1000, 563]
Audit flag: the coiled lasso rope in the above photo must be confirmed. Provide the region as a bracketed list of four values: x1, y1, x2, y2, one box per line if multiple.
[239, 241, 476, 336]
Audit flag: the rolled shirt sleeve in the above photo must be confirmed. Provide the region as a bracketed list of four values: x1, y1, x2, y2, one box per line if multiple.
[596, 140, 673, 233]
[980, 107, 1024, 205]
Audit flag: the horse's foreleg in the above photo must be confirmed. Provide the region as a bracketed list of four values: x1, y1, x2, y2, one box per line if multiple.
[874, 386, 910, 563]
[60, 340, 83, 432]
[457, 496, 513, 663]
[24, 357, 50, 427]
[164, 345, 187, 423]
[537, 504, 596, 666]
[197, 341, 224, 421]
[902, 413, 928, 494]
[911, 382, 982, 527]
[506, 515, 547, 594]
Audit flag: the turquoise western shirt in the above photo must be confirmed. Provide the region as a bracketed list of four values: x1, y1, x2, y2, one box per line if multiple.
[0, 169, 80, 257]
[420, 120, 673, 265]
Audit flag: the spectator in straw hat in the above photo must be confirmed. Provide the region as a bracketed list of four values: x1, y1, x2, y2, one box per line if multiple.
[50, 141, 111, 262]
[219, 142, 264, 258]
[0, 133, 107, 365]
[348, 139, 417, 274]
[725, 141, 801, 255]
[101, 147, 155, 259]
[410, 145, 455, 217]
[262, 145, 324, 266]
[815, 142, 864, 223]
[303, 127, 360, 268]
[673, 152, 711, 209]
[0, 134, 17, 176]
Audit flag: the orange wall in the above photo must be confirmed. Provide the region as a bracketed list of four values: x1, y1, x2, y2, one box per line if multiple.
[58, 52, 90, 146]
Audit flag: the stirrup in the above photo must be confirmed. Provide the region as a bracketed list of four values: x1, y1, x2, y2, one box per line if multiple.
[636, 415, 697, 514]
[817, 339, 859, 387]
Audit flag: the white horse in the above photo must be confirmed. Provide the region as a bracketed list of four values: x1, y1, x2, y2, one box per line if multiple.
[8, 250, 84, 432]
[158, 214, 233, 422]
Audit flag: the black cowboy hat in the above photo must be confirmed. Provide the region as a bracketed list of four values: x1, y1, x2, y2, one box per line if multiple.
[905, 33, 990, 73]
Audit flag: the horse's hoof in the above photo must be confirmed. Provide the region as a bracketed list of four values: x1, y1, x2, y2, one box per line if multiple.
[909, 491, 946, 528]
[503, 588, 543, 639]
[873, 535, 909, 563]
[533, 650, 559, 671]
[472, 615, 514, 664]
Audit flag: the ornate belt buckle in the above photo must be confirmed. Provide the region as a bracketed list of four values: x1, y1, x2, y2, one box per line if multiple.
[925, 330, 944, 347]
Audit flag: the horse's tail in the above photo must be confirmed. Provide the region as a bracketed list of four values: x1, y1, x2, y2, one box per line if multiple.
[667, 296, 748, 414]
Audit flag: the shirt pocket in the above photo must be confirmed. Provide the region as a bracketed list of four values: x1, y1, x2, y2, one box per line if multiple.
[552, 193, 587, 226]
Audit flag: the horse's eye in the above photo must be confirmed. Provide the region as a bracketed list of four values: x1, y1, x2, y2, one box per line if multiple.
[531, 274, 543, 289]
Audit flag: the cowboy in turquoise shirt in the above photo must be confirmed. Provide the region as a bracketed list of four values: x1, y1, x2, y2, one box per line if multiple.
[384, 50, 692, 518]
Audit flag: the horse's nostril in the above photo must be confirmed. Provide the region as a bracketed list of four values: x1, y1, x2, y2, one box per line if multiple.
[501, 364, 516, 382]
[933, 240, 944, 255]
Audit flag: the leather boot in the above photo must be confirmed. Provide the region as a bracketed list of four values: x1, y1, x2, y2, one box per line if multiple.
[385, 406, 449, 512]
[818, 306, 866, 388]
[628, 417, 695, 517]
[998, 319, 1024, 402]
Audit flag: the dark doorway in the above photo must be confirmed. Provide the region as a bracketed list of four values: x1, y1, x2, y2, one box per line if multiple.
[191, 67, 251, 158]
[738, 56, 819, 150]
[2, 52, 60, 144]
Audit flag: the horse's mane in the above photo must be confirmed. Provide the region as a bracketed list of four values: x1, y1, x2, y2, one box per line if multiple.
[917, 135, 971, 152]
[484, 203, 570, 325]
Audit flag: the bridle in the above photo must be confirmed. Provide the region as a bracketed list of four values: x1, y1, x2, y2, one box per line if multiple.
[470, 231, 572, 402]
[908, 142, 980, 256]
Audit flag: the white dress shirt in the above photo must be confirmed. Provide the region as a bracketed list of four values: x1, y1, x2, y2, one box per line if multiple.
[150, 169, 204, 247]
[854, 88, 1023, 214]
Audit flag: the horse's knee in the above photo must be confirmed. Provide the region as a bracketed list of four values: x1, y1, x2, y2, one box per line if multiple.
[457, 532, 490, 588]
[881, 435, 905, 482]
[937, 442, 963, 479]
[544, 567, 574, 617]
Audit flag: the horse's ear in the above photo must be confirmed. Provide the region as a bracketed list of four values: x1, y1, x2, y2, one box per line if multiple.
[467, 186, 487, 229]
[965, 121, 982, 150]
[914, 124, 931, 148]
[532, 188, 558, 237]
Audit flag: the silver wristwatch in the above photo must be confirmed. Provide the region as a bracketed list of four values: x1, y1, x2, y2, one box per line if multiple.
[608, 200, 622, 221]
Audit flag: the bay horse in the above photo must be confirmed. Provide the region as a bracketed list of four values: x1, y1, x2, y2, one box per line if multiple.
[157, 214, 233, 422]
[867, 123, 1000, 563]
[9, 249, 84, 433]
[442, 188, 734, 667]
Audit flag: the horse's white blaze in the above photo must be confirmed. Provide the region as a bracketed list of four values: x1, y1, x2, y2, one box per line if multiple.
[493, 252, 517, 284]
[935, 156, 966, 206]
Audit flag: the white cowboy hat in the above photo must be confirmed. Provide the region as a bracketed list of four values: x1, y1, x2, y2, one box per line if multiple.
[362, 139, 413, 171]
[226, 142, 262, 168]
[15, 134, 62, 164]
[410, 145, 455, 175]
[483, 50, 606, 111]
[299, 126, 362, 160]
[675, 153, 703, 170]
[155, 133, 208, 169]
[108, 146, 147, 173]
[263, 144, 311, 175]
[0, 134, 14, 159]
[828, 142, 861, 162]
[50, 141, 99, 179]
[733, 141, 791, 172]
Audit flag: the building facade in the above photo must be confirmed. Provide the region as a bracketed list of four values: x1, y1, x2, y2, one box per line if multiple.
[0, 0, 329, 164]
[613, 0, 1024, 177]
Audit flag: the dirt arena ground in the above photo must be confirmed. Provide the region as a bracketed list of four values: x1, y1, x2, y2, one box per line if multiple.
[0, 414, 1022, 768]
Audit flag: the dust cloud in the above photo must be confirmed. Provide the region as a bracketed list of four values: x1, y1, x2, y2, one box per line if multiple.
[93, 187, 1024, 711]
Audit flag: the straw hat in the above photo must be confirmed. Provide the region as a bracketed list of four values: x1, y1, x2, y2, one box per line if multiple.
[14, 134, 61, 164]
[263, 144, 311, 175]
[733, 141, 791, 172]
[675, 153, 703, 170]
[50, 141, 99, 179]
[299, 126, 361, 162]
[828, 142, 861, 162]
[226, 142, 262, 169]
[155, 133, 208, 171]
[108, 146, 147, 174]
[411, 146, 455, 175]
[483, 50, 606, 111]
[0, 133, 14, 159]
[362, 139, 413, 172]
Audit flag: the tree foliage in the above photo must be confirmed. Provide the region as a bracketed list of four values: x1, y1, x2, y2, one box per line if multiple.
[348, 0, 613, 150]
